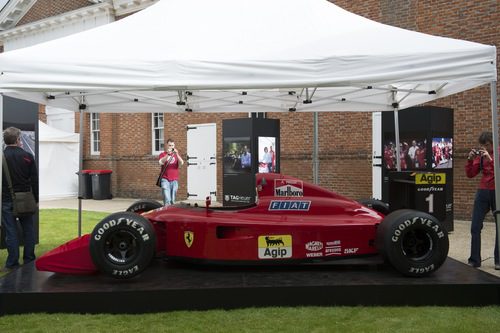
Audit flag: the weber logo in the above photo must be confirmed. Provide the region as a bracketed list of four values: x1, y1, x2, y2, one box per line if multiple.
[274, 179, 303, 197]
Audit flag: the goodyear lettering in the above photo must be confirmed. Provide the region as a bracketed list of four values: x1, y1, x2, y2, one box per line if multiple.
[391, 217, 419, 242]
[112, 265, 139, 276]
[408, 264, 435, 274]
[94, 217, 150, 241]
[391, 217, 445, 242]
[416, 173, 446, 185]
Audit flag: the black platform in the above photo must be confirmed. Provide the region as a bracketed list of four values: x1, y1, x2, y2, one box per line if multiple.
[1, 257, 499, 315]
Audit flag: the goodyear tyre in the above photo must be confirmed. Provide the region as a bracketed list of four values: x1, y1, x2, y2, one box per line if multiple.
[89, 212, 157, 279]
[126, 199, 163, 214]
[376, 209, 449, 277]
[358, 198, 390, 215]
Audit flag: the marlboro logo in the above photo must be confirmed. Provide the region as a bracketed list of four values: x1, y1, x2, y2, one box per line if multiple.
[274, 179, 304, 197]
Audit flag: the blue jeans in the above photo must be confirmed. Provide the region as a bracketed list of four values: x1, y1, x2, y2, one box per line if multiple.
[1, 200, 36, 268]
[469, 189, 499, 266]
[161, 179, 178, 206]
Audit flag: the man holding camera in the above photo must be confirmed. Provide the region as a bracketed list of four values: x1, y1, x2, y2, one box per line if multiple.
[158, 139, 184, 206]
[465, 131, 499, 270]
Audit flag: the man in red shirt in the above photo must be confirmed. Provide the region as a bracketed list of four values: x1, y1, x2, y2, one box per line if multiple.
[465, 131, 499, 270]
[158, 139, 184, 206]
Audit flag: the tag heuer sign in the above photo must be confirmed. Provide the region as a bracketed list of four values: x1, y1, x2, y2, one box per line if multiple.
[274, 179, 304, 197]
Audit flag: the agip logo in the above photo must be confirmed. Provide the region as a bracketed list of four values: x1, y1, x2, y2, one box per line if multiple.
[274, 179, 304, 197]
[258, 235, 292, 259]
[415, 173, 446, 185]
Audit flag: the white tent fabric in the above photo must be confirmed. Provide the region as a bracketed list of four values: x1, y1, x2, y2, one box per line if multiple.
[39, 121, 79, 200]
[0, 0, 495, 113]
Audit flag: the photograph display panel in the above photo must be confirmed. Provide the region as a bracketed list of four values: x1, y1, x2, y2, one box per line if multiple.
[383, 137, 426, 170]
[257, 136, 276, 173]
[223, 137, 251, 174]
[432, 137, 453, 169]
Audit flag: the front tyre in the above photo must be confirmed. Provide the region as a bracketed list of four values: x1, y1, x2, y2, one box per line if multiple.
[90, 212, 157, 279]
[126, 199, 163, 214]
[358, 198, 390, 215]
[376, 209, 449, 277]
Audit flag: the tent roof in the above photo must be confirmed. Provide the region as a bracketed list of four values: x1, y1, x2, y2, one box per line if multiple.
[0, 0, 496, 113]
[39, 120, 79, 143]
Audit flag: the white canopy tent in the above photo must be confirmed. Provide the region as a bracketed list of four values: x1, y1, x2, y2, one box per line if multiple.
[0, 0, 497, 242]
[0, 0, 495, 114]
[39, 121, 79, 200]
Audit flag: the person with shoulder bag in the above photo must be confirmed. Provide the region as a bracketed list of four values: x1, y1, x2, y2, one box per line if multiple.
[1, 127, 38, 272]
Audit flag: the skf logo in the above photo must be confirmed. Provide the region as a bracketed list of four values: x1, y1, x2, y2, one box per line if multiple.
[258, 235, 292, 259]
[415, 173, 446, 185]
[184, 231, 194, 248]
[274, 179, 304, 197]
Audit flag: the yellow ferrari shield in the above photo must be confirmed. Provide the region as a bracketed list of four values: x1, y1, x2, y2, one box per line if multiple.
[184, 231, 194, 248]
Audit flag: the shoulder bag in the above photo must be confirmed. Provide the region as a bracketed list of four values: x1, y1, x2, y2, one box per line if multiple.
[2, 152, 37, 216]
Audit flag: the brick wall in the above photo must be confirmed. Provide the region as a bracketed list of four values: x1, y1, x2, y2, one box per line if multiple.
[18, 0, 91, 25]
[332, 0, 499, 221]
[18, 1, 499, 220]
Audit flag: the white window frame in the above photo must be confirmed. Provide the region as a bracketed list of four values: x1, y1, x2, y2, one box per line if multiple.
[90, 112, 100, 155]
[152, 112, 164, 155]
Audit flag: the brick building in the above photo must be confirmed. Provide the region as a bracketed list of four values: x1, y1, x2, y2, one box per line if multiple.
[0, 0, 498, 220]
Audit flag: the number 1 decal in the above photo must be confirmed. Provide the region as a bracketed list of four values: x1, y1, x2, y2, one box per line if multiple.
[425, 193, 434, 213]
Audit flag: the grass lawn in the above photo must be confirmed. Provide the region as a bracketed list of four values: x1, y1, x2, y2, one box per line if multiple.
[1, 209, 500, 332]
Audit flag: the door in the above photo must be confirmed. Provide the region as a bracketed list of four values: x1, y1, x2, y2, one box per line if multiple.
[372, 112, 382, 200]
[187, 123, 217, 202]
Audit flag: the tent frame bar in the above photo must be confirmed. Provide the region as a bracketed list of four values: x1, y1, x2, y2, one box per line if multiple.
[490, 81, 500, 265]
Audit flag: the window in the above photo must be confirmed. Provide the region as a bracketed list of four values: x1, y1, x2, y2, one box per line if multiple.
[90, 113, 100, 155]
[152, 113, 164, 155]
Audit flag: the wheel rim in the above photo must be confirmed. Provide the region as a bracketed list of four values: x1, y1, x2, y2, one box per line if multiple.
[103, 229, 140, 265]
[401, 229, 433, 261]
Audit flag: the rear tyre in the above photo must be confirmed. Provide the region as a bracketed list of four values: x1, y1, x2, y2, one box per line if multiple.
[376, 209, 449, 277]
[89, 212, 157, 279]
[358, 198, 390, 215]
[126, 199, 163, 214]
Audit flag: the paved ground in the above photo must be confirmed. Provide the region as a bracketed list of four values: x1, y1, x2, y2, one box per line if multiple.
[40, 197, 500, 277]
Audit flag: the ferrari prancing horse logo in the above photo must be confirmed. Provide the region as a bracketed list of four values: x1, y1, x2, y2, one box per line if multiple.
[184, 231, 194, 248]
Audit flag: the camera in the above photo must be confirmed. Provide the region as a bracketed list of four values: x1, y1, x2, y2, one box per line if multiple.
[472, 148, 481, 155]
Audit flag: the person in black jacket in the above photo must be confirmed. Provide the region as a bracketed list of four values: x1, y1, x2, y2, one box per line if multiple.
[1, 127, 38, 272]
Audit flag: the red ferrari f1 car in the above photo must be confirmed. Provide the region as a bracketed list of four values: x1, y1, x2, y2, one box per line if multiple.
[36, 173, 449, 279]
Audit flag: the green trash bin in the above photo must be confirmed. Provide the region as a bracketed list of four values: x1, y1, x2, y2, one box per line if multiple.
[90, 170, 113, 200]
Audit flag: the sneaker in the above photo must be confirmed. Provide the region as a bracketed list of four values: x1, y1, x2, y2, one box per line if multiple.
[467, 261, 481, 268]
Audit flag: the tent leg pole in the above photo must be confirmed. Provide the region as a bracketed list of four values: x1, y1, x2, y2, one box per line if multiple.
[313, 112, 319, 184]
[78, 100, 85, 237]
[0, 95, 3, 218]
[392, 91, 401, 171]
[490, 81, 500, 267]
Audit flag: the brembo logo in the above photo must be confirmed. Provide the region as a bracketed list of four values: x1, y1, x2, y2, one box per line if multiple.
[274, 179, 304, 197]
